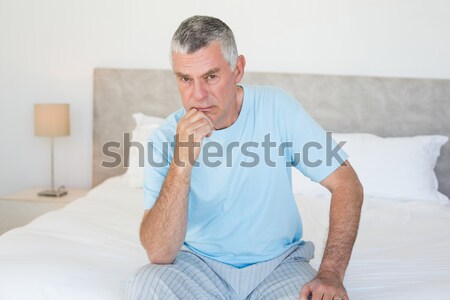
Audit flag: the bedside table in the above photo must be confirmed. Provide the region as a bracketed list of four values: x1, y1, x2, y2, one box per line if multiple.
[0, 188, 89, 235]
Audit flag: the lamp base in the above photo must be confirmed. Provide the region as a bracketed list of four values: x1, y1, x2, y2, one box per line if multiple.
[38, 189, 68, 197]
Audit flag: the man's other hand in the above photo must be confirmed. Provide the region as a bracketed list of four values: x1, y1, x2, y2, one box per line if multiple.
[299, 272, 349, 300]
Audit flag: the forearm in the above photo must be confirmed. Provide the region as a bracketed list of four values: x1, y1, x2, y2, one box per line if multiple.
[318, 181, 364, 280]
[140, 163, 192, 264]
[139, 108, 213, 264]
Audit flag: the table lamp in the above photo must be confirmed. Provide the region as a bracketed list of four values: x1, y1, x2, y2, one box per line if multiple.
[34, 104, 70, 197]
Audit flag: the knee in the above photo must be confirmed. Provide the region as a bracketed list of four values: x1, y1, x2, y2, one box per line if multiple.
[248, 262, 318, 300]
[123, 263, 175, 300]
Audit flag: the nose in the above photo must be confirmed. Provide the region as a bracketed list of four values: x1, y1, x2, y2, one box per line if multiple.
[193, 79, 208, 102]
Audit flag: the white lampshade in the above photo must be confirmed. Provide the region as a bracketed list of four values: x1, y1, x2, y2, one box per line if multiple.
[34, 104, 70, 137]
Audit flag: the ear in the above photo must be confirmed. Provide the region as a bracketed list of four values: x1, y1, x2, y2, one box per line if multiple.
[234, 55, 246, 83]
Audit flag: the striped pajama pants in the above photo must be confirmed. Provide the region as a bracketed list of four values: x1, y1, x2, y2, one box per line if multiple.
[123, 241, 317, 300]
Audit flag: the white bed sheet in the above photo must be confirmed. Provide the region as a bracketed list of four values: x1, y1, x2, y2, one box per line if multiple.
[0, 175, 449, 300]
[298, 194, 450, 299]
[0, 176, 147, 300]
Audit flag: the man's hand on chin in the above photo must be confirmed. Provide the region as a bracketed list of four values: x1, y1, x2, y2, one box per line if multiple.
[299, 271, 349, 300]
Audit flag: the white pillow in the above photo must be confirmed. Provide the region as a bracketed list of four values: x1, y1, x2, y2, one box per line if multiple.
[292, 133, 449, 204]
[123, 113, 165, 188]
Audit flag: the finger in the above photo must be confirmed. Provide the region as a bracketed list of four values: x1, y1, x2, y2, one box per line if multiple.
[299, 285, 312, 300]
[322, 293, 333, 300]
[184, 118, 213, 140]
[180, 113, 213, 135]
[202, 112, 215, 129]
[185, 107, 198, 117]
[189, 110, 214, 129]
[342, 294, 350, 300]
[332, 293, 347, 300]
[312, 291, 324, 300]
[178, 108, 199, 131]
[189, 108, 213, 126]
[189, 118, 213, 132]
[194, 124, 213, 140]
[198, 117, 214, 135]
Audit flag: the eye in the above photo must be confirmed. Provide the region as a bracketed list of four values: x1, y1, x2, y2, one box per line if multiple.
[206, 74, 217, 80]
[178, 76, 191, 83]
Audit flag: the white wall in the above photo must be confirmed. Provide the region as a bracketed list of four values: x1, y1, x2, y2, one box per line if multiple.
[1, 0, 449, 196]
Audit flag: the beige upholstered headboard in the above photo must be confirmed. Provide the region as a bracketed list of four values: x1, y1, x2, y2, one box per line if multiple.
[93, 69, 450, 197]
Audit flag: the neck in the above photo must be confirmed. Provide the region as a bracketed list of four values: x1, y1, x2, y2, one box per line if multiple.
[228, 85, 244, 127]
[216, 85, 244, 130]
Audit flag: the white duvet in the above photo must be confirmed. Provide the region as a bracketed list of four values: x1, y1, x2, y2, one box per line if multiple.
[0, 175, 449, 300]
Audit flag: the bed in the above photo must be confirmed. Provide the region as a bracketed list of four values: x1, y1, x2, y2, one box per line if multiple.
[1, 69, 449, 300]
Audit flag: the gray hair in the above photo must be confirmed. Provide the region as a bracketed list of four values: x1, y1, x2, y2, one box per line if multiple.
[170, 16, 238, 69]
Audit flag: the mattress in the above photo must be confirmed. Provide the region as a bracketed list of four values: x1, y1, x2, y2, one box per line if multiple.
[0, 175, 449, 299]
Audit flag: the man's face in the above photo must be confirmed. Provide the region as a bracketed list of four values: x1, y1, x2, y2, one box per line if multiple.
[172, 41, 243, 130]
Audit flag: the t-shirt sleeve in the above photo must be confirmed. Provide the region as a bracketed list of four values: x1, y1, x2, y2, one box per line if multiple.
[143, 130, 171, 210]
[283, 93, 348, 183]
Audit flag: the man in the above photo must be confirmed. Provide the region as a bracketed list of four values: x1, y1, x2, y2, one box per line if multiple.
[124, 15, 363, 300]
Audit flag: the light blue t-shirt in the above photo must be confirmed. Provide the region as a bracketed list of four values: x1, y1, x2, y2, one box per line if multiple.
[143, 84, 348, 268]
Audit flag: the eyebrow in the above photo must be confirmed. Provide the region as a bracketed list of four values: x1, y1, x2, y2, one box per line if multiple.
[203, 67, 220, 77]
[175, 67, 220, 78]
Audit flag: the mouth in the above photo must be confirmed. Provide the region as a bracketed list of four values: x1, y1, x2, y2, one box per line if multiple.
[195, 106, 213, 112]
